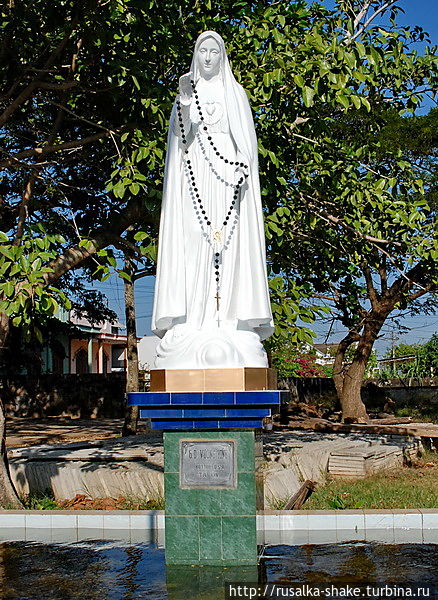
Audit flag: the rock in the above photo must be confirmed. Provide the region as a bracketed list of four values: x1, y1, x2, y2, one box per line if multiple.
[262, 462, 301, 508]
[284, 440, 372, 483]
[9, 435, 165, 502]
[277, 453, 290, 467]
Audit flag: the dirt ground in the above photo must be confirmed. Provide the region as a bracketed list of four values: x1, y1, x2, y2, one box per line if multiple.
[5, 417, 151, 448]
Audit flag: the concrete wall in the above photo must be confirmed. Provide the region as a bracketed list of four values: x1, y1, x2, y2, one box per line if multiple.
[4, 372, 437, 420]
[4, 373, 126, 418]
[374, 379, 438, 418]
[279, 376, 438, 416]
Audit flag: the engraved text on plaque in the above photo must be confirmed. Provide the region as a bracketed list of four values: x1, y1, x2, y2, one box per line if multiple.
[180, 440, 236, 489]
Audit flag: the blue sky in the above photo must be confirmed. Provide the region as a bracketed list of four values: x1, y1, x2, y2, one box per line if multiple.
[95, 1, 437, 356]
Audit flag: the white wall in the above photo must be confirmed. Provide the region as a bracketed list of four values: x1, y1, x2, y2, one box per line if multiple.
[137, 336, 159, 370]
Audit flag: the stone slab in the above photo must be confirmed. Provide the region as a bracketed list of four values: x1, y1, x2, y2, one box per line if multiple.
[150, 368, 277, 392]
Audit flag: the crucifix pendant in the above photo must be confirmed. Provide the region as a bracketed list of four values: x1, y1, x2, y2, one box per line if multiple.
[214, 291, 221, 327]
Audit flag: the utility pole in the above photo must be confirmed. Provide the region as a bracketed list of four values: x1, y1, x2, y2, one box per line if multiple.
[390, 328, 398, 378]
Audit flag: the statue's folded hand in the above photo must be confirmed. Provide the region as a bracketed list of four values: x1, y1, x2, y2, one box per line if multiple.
[234, 165, 247, 184]
[178, 72, 193, 105]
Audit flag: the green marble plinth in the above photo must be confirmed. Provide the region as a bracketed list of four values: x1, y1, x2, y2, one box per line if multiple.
[164, 430, 261, 565]
[166, 565, 259, 600]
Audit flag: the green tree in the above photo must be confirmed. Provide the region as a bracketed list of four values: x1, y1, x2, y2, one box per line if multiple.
[381, 334, 438, 378]
[418, 334, 438, 376]
[237, 1, 437, 422]
[382, 341, 421, 377]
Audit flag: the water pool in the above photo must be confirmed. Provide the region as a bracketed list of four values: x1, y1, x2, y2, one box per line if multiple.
[0, 541, 436, 600]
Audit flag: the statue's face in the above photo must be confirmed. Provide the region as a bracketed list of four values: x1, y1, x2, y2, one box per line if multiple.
[197, 37, 221, 77]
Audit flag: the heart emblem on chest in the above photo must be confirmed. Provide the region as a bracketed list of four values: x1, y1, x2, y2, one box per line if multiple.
[198, 102, 223, 125]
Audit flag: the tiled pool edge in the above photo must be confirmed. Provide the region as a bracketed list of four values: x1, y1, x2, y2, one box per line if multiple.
[0, 509, 437, 544]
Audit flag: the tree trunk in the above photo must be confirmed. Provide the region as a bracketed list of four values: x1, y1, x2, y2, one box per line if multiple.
[334, 313, 387, 423]
[122, 258, 140, 437]
[0, 313, 22, 508]
[0, 400, 22, 509]
[339, 358, 369, 423]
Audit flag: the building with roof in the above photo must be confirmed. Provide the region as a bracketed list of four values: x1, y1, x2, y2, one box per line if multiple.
[41, 309, 132, 375]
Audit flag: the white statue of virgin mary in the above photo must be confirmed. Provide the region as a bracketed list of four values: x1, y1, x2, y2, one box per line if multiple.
[152, 31, 274, 369]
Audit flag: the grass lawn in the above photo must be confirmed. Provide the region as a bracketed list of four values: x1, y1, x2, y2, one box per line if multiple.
[304, 450, 438, 510]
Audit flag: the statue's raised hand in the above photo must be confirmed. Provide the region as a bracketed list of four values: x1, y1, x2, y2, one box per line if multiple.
[179, 72, 193, 103]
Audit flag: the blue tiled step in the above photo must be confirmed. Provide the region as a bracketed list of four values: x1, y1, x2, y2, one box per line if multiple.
[150, 419, 265, 430]
[139, 407, 271, 419]
[128, 390, 286, 430]
[128, 390, 286, 406]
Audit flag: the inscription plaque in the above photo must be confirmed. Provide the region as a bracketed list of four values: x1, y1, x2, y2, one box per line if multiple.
[180, 440, 236, 489]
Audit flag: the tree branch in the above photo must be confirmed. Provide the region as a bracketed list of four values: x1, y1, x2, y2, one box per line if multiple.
[42, 199, 152, 285]
[378, 256, 388, 294]
[386, 261, 432, 302]
[13, 174, 36, 245]
[353, 0, 373, 29]
[345, 0, 398, 44]
[0, 130, 119, 168]
[37, 81, 78, 91]
[362, 264, 379, 308]
[45, 99, 112, 132]
[407, 283, 437, 302]
[0, 24, 76, 128]
[301, 193, 403, 247]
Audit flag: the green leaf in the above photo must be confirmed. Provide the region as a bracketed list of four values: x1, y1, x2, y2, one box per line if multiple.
[3, 281, 14, 298]
[302, 86, 315, 107]
[294, 74, 304, 88]
[361, 97, 371, 111]
[0, 246, 15, 260]
[134, 231, 149, 241]
[337, 94, 350, 109]
[129, 182, 140, 195]
[118, 271, 132, 282]
[351, 96, 361, 109]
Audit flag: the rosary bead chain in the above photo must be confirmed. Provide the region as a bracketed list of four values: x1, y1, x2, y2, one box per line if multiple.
[184, 154, 241, 228]
[176, 79, 248, 316]
[176, 100, 244, 229]
[190, 79, 250, 173]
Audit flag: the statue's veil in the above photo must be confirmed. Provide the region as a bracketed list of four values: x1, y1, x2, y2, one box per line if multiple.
[190, 31, 257, 165]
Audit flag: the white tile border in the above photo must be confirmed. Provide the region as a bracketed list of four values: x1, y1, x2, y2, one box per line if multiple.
[423, 529, 438, 543]
[51, 514, 78, 529]
[0, 513, 25, 528]
[421, 511, 438, 529]
[307, 514, 336, 531]
[26, 514, 51, 529]
[335, 512, 365, 531]
[365, 528, 395, 544]
[77, 513, 104, 529]
[364, 512, 394, 530]
[393, 511, 422, 530]
[130, 513, 156, 530]
[0, 510, 435, 544]
[336, 529, 366, 542]
[281, 513, 308, 531]
[102, 514, 130, 530]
